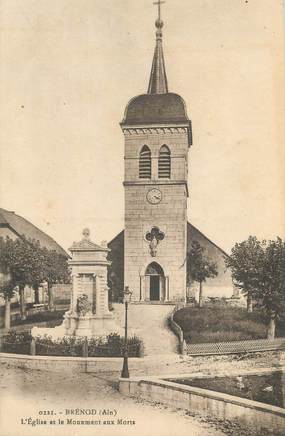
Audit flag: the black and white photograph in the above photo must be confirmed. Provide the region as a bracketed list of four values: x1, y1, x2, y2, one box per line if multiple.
[0, 1, 285, 435]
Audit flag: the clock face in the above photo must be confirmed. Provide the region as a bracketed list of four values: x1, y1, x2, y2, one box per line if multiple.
[146, 188, 162, 204]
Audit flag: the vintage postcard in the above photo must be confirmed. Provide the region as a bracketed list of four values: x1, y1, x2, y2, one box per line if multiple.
[0, 1, 285, 435]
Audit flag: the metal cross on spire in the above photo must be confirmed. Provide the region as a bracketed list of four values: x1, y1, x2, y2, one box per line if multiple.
[148, 0, 168, 94]
[153, 0, 165, 21]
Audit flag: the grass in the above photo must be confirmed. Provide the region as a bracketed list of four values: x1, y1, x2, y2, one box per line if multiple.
[173, 306, 285, 343]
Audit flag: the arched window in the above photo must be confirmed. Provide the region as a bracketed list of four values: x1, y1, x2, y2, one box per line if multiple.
[158, 145, 171, 178]
[139, 145, 151, 179]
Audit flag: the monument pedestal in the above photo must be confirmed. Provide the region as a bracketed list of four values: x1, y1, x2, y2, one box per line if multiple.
[62, 229, 120, 337]
[32, 229, 121, 340]
[63, 310, 120, 337]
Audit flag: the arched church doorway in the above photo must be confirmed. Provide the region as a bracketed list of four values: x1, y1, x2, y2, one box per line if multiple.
[145, 262, 165, 301]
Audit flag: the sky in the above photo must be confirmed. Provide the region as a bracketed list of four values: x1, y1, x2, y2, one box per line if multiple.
[0, 0, 285, 253]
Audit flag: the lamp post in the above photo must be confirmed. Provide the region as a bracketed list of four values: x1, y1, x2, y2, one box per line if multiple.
[121, 286, 132, 378]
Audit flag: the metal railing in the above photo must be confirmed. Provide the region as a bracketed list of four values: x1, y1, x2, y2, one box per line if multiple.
[185, 337, 285, 356]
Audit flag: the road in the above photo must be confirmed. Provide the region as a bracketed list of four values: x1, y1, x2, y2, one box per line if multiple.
[0, 362, 224, 436]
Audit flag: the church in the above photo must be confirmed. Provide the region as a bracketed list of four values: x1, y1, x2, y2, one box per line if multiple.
[108, 5, 233, 303]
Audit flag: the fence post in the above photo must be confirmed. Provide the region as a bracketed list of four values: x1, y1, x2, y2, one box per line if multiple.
[82, 337, 88, 358]
[30, 338, 36, 356]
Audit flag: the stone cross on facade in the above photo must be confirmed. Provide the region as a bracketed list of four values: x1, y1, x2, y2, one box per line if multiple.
[82, 227, 90, 239]
[145, 226, 165, 257]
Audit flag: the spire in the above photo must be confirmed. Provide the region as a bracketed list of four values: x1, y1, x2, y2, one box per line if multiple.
[148, 1, 168, 94]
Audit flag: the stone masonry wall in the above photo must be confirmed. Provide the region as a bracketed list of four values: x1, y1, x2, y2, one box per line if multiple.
[124, 127, 189, 302]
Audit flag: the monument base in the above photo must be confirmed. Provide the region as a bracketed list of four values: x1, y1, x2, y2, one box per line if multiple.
[32, 310, 123, 340]
[63, 310, 122, 337]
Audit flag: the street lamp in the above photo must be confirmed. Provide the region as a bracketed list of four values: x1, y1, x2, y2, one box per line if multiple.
[121, 286, 132, 378]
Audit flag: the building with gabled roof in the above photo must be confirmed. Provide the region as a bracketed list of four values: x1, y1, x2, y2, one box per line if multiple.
[0, 208, 69, 309]
[0, 207, 68, 257]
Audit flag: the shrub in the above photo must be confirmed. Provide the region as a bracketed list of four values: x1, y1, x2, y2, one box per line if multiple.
[88, 333, 142, 357]
[128, 335, 144, 357]
[1, 331, 143, 357]
[36, 333, 143, 357]
[2, 331, 32, 354]
[35, 335, 83, 357]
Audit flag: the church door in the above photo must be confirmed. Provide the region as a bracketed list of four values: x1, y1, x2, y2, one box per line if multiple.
[145, 262, 165, 302]
[150, 276, 160, 301]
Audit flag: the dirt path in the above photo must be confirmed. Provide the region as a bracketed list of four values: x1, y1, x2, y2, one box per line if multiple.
[1, 351, 284, 436]
[0, 362, 224, 436]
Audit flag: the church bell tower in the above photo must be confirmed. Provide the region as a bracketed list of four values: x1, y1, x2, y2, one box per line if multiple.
[121, 3, 192, 303]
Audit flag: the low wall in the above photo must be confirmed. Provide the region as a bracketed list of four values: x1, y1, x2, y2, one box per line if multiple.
[119, 375, 285, 433]
[0, 352, 145, 373]
[168, 306, 186, 354]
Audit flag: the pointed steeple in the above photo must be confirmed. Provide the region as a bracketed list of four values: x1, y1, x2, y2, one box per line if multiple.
[148, 2, 168, 94]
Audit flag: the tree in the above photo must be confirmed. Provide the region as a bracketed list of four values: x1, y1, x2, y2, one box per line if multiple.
[0, 236, 50, 320]
[225, 236, 265, 313]
[0, 238, 16, 329]
[0, 236, 70, 322]
[257, 238, 285, 339]
[0, 277, 15, 330]
[187, 241, 218, 308]
[29, 240, 48, 304]
[20, 242, 70, 310]
[42, 248, 70, 310]
[12, 236, 41, 319]
[107, 236, 124, 303]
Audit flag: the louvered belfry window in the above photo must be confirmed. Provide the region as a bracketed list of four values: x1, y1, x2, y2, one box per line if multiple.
[139, 145, 151, 179]
[158, 145, 171, 178]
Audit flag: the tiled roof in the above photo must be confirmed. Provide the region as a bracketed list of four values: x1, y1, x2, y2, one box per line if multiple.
[0, 210, 9, 225]
[121, 93, 190, 126]
[187, 222, 229, 258]
[0, 208, 68, 257]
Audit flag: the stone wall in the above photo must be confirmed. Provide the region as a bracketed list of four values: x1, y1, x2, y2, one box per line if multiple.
[124, 129, 189, 182]
[108, 223, 234, 302]
[0, 352, 145, 373]
[124, 184, 187, 302]
[119, 377, 285, 433]
[52, 284, 71, 305]
[124, 128, 189, 302]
